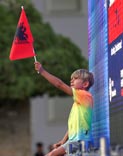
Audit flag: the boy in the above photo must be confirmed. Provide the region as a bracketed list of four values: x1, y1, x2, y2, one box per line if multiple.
[34, 62, 94, 156]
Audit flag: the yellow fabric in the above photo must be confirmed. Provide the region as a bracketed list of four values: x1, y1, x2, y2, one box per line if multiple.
[68, 88, 93, 141]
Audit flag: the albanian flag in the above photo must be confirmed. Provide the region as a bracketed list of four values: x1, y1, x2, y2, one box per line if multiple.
[9, 6, 36, 60]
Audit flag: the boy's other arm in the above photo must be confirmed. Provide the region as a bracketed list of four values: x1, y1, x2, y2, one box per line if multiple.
[61, 131, 68, 144]
[53, 131, 68, 148]
[35, 62, 73, 96]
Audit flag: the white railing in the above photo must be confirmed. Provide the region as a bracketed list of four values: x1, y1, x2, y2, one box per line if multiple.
[66, 137, 123, 156]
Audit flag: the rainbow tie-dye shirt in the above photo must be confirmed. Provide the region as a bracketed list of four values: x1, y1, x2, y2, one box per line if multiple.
[68, 88, 93, 141]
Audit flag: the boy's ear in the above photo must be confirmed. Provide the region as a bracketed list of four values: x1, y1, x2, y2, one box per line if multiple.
[83, 81, 89, 89]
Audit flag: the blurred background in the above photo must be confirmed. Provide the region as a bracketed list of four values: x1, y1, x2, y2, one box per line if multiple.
[0, 0, 88, 156]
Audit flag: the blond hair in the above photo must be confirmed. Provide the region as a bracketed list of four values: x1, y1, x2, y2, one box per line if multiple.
[71, 69, 94, 90]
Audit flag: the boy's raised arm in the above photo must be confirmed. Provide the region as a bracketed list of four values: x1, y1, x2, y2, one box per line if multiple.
[34, 62, 73, 96]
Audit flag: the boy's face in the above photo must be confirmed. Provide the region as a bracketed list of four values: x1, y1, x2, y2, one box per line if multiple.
[70, 77, 88, 89]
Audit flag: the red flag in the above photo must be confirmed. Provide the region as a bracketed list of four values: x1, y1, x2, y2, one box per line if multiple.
[9, 7, 36, 60]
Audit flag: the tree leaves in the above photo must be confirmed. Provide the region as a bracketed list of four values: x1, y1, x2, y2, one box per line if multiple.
[0, 0, 88, 100]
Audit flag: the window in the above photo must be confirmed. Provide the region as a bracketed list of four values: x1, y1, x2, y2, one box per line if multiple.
[47, 97, 72, 123]
[46, 0, 82, 15]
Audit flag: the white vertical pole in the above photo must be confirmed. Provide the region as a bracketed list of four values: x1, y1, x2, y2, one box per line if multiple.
[100, 137, 107, 156]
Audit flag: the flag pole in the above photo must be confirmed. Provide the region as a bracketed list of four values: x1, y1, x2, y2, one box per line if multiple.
[21, 6, 39, 73]
[21, 6, 38, 63]
[21, 5, 24, 10]
[34, 56, 37, 62]
[33, 49, 39, 74]
[33, 49, 37, 63]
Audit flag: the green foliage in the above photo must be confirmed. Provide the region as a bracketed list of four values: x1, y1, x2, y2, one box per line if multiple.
[0, 0, 88, 100]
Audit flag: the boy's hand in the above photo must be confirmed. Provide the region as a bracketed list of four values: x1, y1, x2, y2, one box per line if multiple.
[34, 62, 43, 73]
[53, 140, 64, 149]
[53, 142, 61, 149]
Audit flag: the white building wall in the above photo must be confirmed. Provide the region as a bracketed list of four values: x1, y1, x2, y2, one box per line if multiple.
[30, 96, 72, 153]
[31, 0, 88, 58]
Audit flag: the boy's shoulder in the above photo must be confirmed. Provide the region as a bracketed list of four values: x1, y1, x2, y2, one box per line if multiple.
[72, 88, 93, 105]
